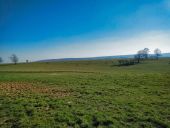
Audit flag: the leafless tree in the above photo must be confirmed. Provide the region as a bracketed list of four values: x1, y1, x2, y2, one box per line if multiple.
[143, 48, 150, 59]
[135, 48, 150, 61]
[154, 48, 162, 59]
[10, 54, 19, 64]
[135, 50, 144, 62]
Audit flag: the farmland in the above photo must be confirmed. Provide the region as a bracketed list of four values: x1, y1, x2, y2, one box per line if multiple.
[0, 59, 170, 128]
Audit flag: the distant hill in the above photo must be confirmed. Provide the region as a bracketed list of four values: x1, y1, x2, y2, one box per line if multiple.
[36, 53, 170, 62]
[161, 53, 170, 57]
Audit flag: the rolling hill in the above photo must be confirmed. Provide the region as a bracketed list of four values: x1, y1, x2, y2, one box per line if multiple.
[36, 53, 170, 62]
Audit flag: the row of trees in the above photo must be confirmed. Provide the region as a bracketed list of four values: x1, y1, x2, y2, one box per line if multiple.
[0, 48, 163, 65]
[135, 48, 162, 62]
[0, 54, 19, 64]
[118, 48, 162, 66]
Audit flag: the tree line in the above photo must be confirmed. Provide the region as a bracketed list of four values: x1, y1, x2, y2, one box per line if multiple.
[135, 48, 161, 62]
[118, 48, 162, 66]
[0, 48, 163, 65]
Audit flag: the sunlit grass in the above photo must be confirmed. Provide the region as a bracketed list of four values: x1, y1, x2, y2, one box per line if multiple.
[0, 59, 170, 127]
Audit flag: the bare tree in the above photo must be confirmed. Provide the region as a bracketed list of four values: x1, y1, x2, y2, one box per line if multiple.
[0, 57, 2, 63]
[10, 54, 19, 64]
[143, 48, 150, 59]
[154, 48, 162, 59]
[135, 50, 144, 62]
[135, 48, 150, 61]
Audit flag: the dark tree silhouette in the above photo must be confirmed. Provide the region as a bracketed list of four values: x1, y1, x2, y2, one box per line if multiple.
[10, 54, 19, 64]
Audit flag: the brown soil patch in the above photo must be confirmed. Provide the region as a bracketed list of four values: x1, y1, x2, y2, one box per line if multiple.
[0, 82, 70, 98]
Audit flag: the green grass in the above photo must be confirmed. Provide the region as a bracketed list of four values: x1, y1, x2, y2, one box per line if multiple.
[0, 59, 170, 128]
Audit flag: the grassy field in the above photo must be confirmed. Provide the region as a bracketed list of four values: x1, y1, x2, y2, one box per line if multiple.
[0, 59, 170, 128]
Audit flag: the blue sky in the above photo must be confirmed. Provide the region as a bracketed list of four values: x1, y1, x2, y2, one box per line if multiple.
[0, 0, 170, 62]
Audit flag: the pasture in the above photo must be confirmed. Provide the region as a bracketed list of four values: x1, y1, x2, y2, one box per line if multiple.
[0, 59, 170, 128]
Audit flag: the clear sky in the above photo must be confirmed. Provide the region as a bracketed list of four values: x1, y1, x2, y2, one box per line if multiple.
[0, 0, 170, 62]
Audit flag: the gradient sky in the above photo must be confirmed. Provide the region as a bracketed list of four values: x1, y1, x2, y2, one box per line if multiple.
[0, 0, 170, 62]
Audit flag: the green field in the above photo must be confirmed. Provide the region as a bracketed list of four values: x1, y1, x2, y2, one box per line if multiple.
[0, 59, 170, 128]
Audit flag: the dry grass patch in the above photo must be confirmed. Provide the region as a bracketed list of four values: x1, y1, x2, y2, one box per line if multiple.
[0, 82, 70, 98]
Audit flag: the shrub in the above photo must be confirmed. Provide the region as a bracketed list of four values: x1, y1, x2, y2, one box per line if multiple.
[117, 59, 139, 66]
